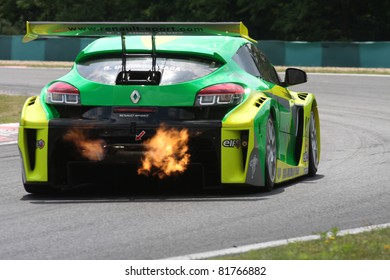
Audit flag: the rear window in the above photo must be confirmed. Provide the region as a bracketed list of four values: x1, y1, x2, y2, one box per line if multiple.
[76, 56, 222, 85]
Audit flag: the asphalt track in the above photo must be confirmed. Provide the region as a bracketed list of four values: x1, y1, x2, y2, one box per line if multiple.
[0, 67, 389, 259]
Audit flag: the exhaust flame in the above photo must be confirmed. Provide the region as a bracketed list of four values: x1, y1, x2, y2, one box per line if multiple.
[138, 125, 190, 179]
[63, 128, 106, 161]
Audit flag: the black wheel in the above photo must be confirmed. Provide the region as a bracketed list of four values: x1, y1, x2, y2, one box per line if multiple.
[264, 116, 277, 191]
[308, 110, 319, 176]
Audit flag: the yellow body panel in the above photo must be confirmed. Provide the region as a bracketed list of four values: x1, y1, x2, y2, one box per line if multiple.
[223, 91, 265, 127]
[275, 160, 308, 183]
[18, 96, 49, 182]
[221, 128, 252, 184]
[221, 91, 266, 184]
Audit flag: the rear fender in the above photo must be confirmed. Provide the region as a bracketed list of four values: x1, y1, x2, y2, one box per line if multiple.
[221, 91, 275, 186]
[18, 96, 49, 183]
[296, 93, 321, 166]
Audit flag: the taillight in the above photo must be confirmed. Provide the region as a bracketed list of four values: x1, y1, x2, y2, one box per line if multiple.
[46, 82, 80, 105]
[195, 83, 245, 106]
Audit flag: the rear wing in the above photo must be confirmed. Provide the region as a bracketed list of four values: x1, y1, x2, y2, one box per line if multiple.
[23, 21, 256, 43]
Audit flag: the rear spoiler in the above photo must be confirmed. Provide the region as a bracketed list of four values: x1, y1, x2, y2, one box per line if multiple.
[23, 21, 256, 43]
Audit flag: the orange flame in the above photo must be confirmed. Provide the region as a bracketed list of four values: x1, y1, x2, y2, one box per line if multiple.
[138, 125, 190, 178]
[63, 128, 106, 161]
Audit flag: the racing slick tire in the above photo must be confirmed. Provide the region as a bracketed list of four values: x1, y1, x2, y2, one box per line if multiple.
[264, 115, 277, 191]
[308, 110, 319, 177]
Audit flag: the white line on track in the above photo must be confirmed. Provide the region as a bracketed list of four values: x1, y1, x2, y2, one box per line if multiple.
[164, 223, 390, 260]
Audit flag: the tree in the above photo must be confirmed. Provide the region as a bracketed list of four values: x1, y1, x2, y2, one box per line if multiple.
[1, 0, 389, 41]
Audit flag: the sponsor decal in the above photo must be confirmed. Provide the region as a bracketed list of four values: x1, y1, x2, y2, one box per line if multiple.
[135, 130, 146, 141]
[305, 116, 310, 134]
[283, 167, 300, 179]
[303, 151, 308, 162]
[104, 64, 181, 72]
[249, 154, 258, 180]
[303, 140, 309, 162]
[36, 139, 45, 149]
[118, 113, 150, 118]
[222, 139, 240, 148]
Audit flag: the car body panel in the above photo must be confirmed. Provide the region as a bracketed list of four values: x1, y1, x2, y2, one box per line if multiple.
[18, 96, 49, 182]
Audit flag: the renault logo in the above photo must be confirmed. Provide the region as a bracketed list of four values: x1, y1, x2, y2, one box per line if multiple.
[130, 90, 141, 104]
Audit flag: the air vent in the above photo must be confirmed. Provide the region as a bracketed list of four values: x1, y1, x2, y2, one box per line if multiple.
[27, 97, 37, 106]
[297, 93, 309, 101]
[254, 97, 267, 108]
[26, 129, 37, 170]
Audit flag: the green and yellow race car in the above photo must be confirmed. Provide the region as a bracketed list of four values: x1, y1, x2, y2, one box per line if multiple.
[18, 21, 320, 193]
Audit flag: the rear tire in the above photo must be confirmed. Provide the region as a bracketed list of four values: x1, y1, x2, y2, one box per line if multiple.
[264, 116, 277, 191]
[308, 110, 319, 176]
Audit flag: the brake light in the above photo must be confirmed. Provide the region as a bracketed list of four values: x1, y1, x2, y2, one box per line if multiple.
[195, 83, 245, 106]
[46, 82, 80, 105]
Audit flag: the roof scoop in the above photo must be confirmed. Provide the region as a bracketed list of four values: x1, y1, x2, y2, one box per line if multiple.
[115, 70, 161, 85]
[115, 33, 161, 85]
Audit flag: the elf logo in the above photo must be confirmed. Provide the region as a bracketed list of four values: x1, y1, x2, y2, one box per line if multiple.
[222, 139, 240, 148]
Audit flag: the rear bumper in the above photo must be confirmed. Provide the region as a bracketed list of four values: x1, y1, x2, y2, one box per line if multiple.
[45, 119, 222, 187]
[19, 102, 264, 188]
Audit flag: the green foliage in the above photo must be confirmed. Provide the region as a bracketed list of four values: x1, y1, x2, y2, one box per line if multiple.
[1, 0, 390, 40]
[214, 227, 390, 260]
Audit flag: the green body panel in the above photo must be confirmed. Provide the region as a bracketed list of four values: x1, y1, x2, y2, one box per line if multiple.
[57, 67, 246, 107]
[263, 84, 296, 166]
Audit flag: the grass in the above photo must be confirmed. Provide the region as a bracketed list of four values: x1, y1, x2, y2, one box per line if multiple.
[0, 60, 73, 68]
[213, 227, 390, 260]
[0, 94, 28, 124]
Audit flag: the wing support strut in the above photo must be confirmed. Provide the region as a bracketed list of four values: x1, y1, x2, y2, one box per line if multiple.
[116, 33, 161, 85]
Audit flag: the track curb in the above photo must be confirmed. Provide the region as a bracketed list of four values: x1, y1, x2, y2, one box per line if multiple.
[0, 123, 18, 145]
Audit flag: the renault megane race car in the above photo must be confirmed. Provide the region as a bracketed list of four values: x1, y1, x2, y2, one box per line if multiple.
[18, 21, 320, 193]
